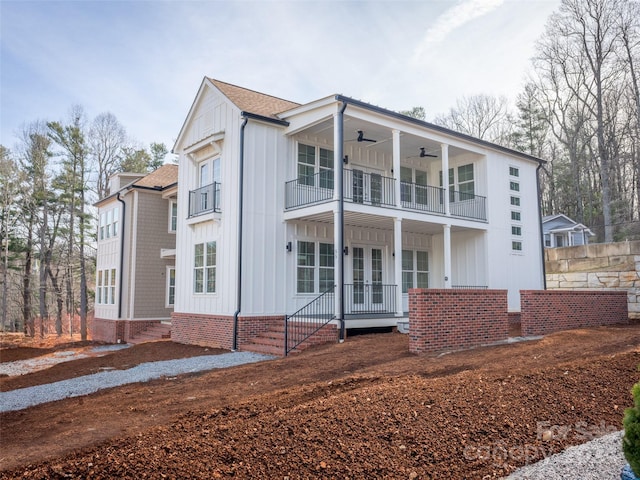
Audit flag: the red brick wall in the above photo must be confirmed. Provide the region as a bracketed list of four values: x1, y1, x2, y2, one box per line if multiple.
[409, 289, 509, 354]
[92, 318, 163, 343]
[91, 318, 126, 343]
[520, 290, 628, 336]
[171, 312, 285, 350]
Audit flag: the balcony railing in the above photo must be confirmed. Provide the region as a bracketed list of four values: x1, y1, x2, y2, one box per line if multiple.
[344, 283, 397, 315]
[401, 182, 446, 214]
[284, 175, 487, 222]
[285, 172, 333, 209]
[449, 190, 487, 221]
[344, 169, 395, 207]
[188, 182, 221, 217]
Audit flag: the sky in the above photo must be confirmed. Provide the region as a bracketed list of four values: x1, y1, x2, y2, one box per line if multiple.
[1, 0, 561, 155]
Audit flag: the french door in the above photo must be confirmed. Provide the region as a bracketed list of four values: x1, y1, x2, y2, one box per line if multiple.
[351, 246, 384, 311]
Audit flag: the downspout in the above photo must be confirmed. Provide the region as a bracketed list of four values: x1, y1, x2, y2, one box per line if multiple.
[232, 116, 249, 350]
[116, 193, 126, 319]
[337, 101, 347, 342]
[536, 162, 547, 290]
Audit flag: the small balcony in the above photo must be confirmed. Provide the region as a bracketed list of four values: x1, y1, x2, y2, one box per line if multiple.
[284, 173, 486, 222]
[188, 182, 221, 217]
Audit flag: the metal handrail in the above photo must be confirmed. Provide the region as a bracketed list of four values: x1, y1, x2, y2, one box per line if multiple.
[285, 286, 336, 356]
[344, 283, 397, 315]
[344, 169, 395, 206]
[401, 182, 446, 214]
[188, 182, 221, 217]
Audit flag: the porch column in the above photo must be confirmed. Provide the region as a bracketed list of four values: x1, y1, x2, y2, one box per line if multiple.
[393, 129, 401, 207]
[441, 143, 450, 216]
[334, 209, 343, 318]
[443, 224, 452, 288]
[393, 217, 403, 316]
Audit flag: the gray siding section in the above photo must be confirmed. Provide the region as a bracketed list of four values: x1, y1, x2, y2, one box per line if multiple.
[133, 192, 175, 318]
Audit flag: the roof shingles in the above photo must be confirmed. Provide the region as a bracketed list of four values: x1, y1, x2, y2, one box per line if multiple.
[209, 78, 300, 118]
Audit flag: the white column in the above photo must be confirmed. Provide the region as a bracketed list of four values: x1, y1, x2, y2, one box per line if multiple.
[394, 217, 403, 316]
[443, 224, 452, 289]
[334, 209, 342, 318]
[441, 143, 450, 216]
[333, 113, 342, 201]
[393, 129, 401, 207]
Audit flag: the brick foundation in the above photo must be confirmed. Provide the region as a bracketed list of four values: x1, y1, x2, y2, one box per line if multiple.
[520, 290, 628, 336]
[408, 289, 509, 354]
[91, 318, 164, 344]
[171, 312, 285, 350]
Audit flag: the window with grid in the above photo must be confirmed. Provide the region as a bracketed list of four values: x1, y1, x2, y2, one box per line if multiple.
[512, 226, 522, 236]
[512, 241, 523, 252]
[318, 243, 335, 292]
[510, 196, 521, 207]
[297, 241, 315, 293]
[319, 148, 334, 189]
[109, 268, 116, 304]
[509, 166, 519, 177]
[169, 201, 177, 232]
[97, 271, 103, 304]
[167, 267, 175, 306]
[457, 164, 474, 197]
[298, 144, 316, 186]
[402, 250, 429, 293]
[510, 181, 520, 192]
[194, 242, 216, 293]
[511, 211, 521, 221]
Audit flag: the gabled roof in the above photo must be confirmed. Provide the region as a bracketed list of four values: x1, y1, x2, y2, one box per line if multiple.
[95, 164, 179, 207]
[208, 78, 301, 119]
[132, 164, 178, 189]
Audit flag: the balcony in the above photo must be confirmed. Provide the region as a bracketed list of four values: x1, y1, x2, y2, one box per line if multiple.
[188, 182, 221, 217]
[285, 173, 487, 222]
[344, 283, 397, 316]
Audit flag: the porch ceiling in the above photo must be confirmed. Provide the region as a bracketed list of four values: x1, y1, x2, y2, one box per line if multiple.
[287, 211, 474, 236]
[300, 117, 469, 160]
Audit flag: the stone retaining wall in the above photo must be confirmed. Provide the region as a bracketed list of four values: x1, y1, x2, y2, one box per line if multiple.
[545, 241, 640, 320]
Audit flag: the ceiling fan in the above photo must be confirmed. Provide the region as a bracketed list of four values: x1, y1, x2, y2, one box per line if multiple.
[407, 147, 438, 158]
[346, 130, 377, 143]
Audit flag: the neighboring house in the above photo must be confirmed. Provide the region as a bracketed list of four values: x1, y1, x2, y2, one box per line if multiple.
[542, 214, 595, 248]
[92, 164, 178, 343]
[170, 77, 546, 351]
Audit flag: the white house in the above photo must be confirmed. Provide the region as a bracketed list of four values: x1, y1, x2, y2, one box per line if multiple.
[542, 214, 595, 248]
[170, 77, 546, 352]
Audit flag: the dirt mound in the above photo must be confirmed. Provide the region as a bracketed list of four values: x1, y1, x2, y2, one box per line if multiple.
[1, 325, 639, 479]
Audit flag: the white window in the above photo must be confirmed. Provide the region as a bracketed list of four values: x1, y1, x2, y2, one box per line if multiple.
[111, 207, 119, 237]
[106, 210, 112, 238]
[297, 143, 334, 189]
[510, 196, 521, 207]
[99, 213, 106, 240]
[297, 241, 334, 293]
[401, 250, 429, 293]
[509, 166, 519, 177]
[97, 270, 103, 304]
[400, 167, 428, 205]
[512, 226, 522, 236]
[98, 207, 119, 241]
[440, 164, 474, 201]
[109, 268, 116, 304]
[512, 241, 523, 252]
[511, 211, 521, 221]
[510, 181, 520, 192]
[167, 267, 175, 306]
[194, 241, 216, 294]
[169, 201, 177, 232]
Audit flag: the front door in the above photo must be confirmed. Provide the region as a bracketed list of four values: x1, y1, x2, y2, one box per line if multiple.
[351, 246, 384, 312]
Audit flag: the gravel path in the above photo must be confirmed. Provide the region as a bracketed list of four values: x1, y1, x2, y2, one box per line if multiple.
[0, 351, 273, 413]
[505, 430, 628, 479]
[0, 344, 131, 376]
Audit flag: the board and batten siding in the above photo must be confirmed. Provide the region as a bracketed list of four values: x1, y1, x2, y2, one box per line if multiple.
[485, 152, 544, 309]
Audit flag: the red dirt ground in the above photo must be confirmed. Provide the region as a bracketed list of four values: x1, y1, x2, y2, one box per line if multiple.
[1, 325, 639, 479]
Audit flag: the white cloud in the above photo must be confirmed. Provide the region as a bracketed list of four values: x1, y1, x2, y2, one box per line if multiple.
[412, 0, 506, 63]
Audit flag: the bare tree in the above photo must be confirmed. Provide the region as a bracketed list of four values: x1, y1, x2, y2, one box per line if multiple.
[89, 112, 127, 199]
[433, 94, 513, 145]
